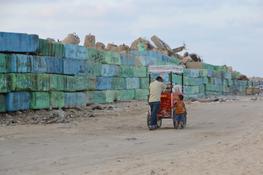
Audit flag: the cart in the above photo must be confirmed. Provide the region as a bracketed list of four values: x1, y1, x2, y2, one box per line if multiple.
[147, 65, 186, 129]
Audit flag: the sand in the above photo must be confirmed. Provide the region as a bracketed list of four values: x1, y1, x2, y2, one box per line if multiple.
[0, 96, 263, 175]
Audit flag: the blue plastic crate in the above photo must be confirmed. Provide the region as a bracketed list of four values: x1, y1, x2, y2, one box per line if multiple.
[63, 59, 87, 75]
[96, 77, 112, 90]
[64, 44, 87, 59]
[120, 53, 135, 65]
[101, 64, 120, 77]
[8, 54, 32, 73]
[31, 56, 47, 73]
[0, 32, 39, 53]
[6, 92, 30, 112]
[46, 57, 63, 74]
[64, 92, 86, 108]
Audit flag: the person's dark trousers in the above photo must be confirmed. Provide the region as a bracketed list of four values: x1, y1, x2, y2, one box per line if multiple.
[149, 101, 160, 127]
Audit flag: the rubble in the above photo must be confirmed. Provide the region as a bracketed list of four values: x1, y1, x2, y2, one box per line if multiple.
[118, 44, 130, 52]
[62, 33, 80, 45]
[84, 34, 96, 48]
[106, 43, 119, 52]
[0, 107, 95, 126]
[95, 42, 105, 50]
[238, 75, 249, 81]
[130, 37, 155, 50]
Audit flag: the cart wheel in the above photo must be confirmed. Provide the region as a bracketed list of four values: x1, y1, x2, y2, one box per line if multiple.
[173, 122, 178, 129]
[147, 112, 162, 129]
[157, 118, 162, 128]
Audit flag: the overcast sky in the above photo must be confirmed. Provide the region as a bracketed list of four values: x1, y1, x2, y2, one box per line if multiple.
[1, 0, 262, 77]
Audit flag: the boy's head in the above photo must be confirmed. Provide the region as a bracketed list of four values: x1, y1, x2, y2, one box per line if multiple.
[156, 76, 163, 82]
[178, 94, 184, 100]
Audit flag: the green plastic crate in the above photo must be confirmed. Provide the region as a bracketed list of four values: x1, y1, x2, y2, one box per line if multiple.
[0, 74, 8, 93]
[0, 54, 8, 73]
[50, 91, 64, 108]
[9, 73, 34, 91]
[140, 77, 149, 89]
[0, 94, 6, 112]
[172, 74, 183, 85]
[111, 78, 126, 90]
[86, 62, 102, 76]
[50, 74, 64, 91]
[133, 66, 147, 77]
[64, 75, 88, 91]
[116, 90, 135, 101]
[199, 69, 208, 77]
[183, 76, 203, 86]
[87, 49, 121, 65]
[120, 65, 134, 77]
[104, 51, 121, 65]
[30, 92, 50, 109]
[38, 39, 64, 57]
[34, 74, 50, 91]
[87, 76, 96, 90]
[183, 85, 200, 95]
[86, 90, 117, 104]
[135, 89, 149, 100]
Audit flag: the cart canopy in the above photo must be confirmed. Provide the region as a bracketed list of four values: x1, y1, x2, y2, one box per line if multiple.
[148, 65, 184, 74]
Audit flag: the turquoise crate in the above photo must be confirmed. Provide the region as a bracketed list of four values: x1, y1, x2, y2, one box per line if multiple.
[86, 90, 117, 104]
[116, 90, 135, 101]
[30, 92, 50, 109]
[0, 74, 8, 93]
[126, 78, 140, 89]
[140, 77, 149, 89]
[50, 91, 64, 108]
[135, 89, 149, 100]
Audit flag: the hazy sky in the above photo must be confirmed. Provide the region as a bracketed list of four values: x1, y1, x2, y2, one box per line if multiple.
[1, 0, 262, 77]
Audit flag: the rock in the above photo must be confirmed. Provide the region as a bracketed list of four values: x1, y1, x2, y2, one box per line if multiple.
[130, 37, 155, 50]
[88, 114, 95, 118]
[107, 106, 114, 110]
[151, 35, 171, 50]
[173, 44, 186, 53]
[150, 170, 156, 175]
[96, 42, 105, 50]
[62, 33, 80, 45]
[251, 97, 258, 101]
[219, 98, 227, 102]
[84, 34, 96, 48]
[15, 111, 22, 115]
[92, 105, 104, 110]
[106, 43, 118, 52]
[46, 38, 56, 42]
[118, 44, 130, 52]
[56, 110, 66, 123]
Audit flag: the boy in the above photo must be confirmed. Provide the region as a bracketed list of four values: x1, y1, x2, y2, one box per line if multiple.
[174, 94, 186, 129]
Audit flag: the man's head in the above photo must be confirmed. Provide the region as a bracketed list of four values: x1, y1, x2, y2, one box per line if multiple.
[156, 76, 163, 82]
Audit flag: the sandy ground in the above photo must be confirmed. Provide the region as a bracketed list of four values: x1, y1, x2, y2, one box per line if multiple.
[0, 96, 263, 175]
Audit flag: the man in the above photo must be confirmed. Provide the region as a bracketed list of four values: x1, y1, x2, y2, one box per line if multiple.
[148, 76, 166, 130]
